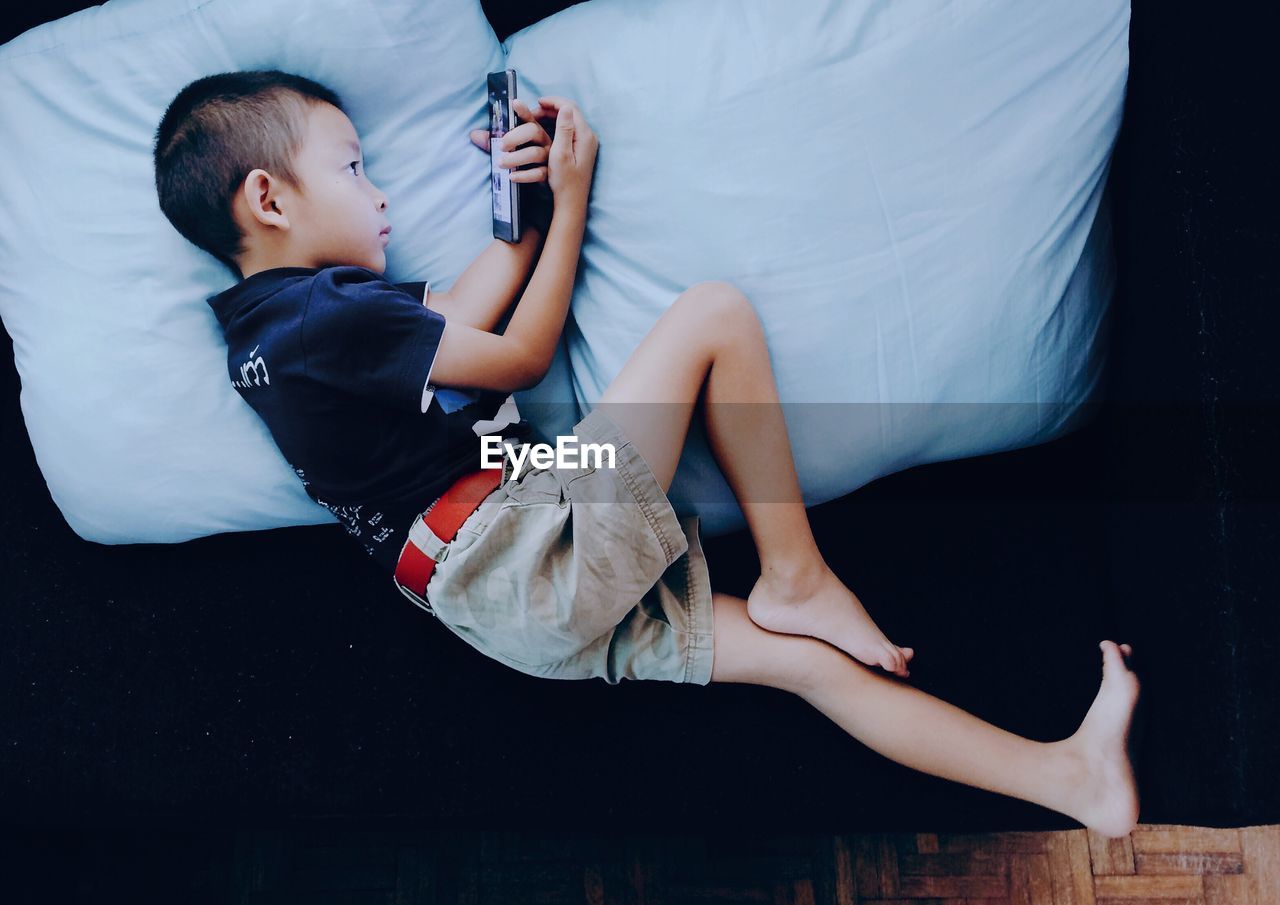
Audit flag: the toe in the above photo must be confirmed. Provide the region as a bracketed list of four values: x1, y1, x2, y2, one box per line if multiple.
[1101, 641, 1127, 676]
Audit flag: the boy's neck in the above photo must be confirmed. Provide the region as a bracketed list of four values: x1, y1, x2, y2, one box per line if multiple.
[239, 256, 311, 280]
[237, 241, 322, 280]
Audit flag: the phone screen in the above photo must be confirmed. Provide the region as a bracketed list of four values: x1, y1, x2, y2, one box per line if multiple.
[490, 94, 511, 225]
[488, 70, 518, 241]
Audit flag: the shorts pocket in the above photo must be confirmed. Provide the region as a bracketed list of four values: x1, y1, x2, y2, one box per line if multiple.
[501, 466, 566, 507]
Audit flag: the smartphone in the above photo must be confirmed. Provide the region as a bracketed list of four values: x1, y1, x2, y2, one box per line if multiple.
[488, 69, 521, 243]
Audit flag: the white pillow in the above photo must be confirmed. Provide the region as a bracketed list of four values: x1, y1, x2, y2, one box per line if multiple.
[0, 0, 519, 543]
[504, 0, 1128, 536]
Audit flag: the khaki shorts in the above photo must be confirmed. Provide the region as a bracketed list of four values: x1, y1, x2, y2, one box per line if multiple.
[417, 408, 716, 685]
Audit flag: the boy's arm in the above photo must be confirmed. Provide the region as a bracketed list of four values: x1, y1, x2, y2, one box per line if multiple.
[424, 200, 587, 394]
[424, 226, 543, 333]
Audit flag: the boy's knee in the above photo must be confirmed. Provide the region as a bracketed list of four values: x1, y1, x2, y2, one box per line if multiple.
[747, 634, 851, 698]
[681, 280, 752, 314]
[787, 640, 860, 697]
[674, 281, 761, 335]
[774, 635, 888, 701]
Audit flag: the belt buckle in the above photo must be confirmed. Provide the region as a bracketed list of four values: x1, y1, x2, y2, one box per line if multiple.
[394, 576, 435, 616]
[393, 510, 451, 617]
[408, 514, 452, 563]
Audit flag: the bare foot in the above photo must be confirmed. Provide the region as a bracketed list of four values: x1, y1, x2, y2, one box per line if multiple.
[1061, 640, 1142, 838]
[746, 565, 913, 677]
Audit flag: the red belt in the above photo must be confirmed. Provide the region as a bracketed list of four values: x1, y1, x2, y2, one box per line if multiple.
[394, 466, 504, 609]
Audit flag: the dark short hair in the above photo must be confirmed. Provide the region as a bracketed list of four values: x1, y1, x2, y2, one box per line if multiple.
[153, 70, 345, 279]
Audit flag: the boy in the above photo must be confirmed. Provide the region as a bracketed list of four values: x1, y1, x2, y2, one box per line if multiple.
[154, 70, 1142, 837]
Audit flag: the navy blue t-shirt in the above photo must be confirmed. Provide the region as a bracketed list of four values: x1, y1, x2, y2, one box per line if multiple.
[206, 264, 533, 574]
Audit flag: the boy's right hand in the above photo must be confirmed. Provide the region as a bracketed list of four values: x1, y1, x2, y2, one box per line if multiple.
[536, 96, 598, 207]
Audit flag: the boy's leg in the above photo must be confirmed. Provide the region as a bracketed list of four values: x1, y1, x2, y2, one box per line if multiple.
[596, 281, 911, 676]
[708, 591, 1142, 839]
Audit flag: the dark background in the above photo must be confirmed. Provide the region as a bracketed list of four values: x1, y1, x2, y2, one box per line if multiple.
[2, 0, 1277, 837]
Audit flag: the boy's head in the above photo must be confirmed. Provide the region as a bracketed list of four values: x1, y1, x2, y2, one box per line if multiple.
[154, 70, 391, 281]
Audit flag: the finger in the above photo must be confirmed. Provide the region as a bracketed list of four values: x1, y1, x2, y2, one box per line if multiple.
[549, 108, 575, 156]
[498, 121, 550, 152]
[558, 106, 592, 143]
[511, 97, 536, 118]
[554, 105, 576, 133]
[496, 145, 547, 170]
[508, 165, 547, 183]
[470, 128, 491, 152]
[511, 97, 546, 122]
[536, 95, 579, 116]
[541, 96, 593, 132]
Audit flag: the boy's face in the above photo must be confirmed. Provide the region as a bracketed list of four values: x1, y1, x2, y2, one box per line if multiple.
[236, 102, 391, 276]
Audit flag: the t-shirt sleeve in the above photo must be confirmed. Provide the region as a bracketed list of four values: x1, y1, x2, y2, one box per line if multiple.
[301, 266, 446, 413]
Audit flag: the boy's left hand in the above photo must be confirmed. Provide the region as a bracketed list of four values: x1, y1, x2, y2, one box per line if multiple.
[469, 98, 552, 183]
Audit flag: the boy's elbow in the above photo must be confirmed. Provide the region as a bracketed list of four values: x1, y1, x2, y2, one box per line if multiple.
[512, 357, 550, 392]
[503, 343, 550, 393]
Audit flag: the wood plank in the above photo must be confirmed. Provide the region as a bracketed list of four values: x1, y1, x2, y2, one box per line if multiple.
[1047, 832, 1082, 905]
[1089, 831, 1137, 876]
[772, 877, 817, 905]
[899, 852, 1007, 876]
[1202, 873, 1252, 905]
[941, 833, 1048, 854]
[830, 835, 857, 905]
[1093, 874, 1204, 897]
[897, 873, 1007, 898]
[854, 834, 881, 899]
[1010, 852, 1032, 905]
[1132, 829, 1242, 854]
[1135, 852, 1244, 875]
[877, 835, 901, 898]
[1026, 853, 1055, 905]
[1008, 853, 1054, 905]
[1241, 825, 1280, 905]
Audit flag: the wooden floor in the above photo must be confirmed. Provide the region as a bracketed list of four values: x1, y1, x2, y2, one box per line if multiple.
[15, 823, 1280, 904]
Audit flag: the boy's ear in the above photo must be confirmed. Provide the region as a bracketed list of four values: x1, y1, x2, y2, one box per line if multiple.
[238, 168, 290, 231]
